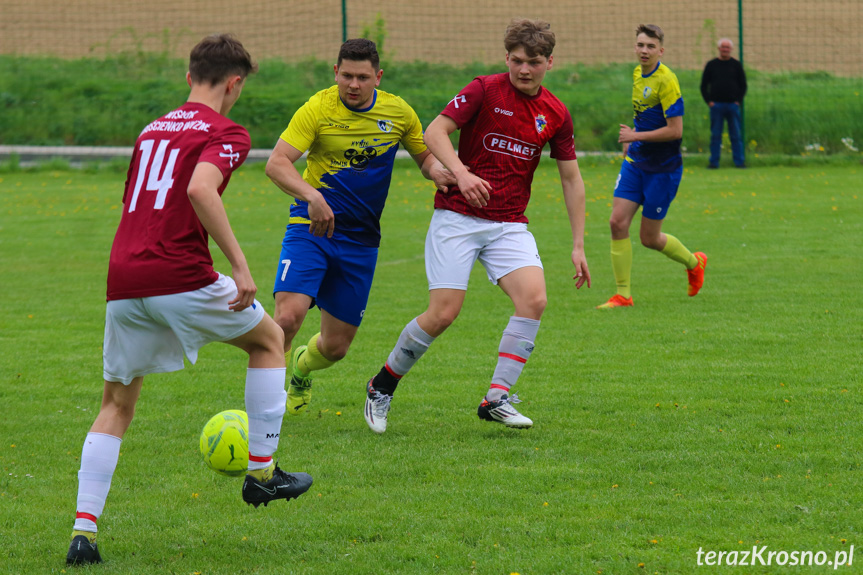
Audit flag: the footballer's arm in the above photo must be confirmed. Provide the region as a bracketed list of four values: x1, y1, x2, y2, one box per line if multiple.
[265, 139, 335, 238]
[423, 115, 490, 207]
[618, 115, 683, 144]
[187, 161, 257, 311]
[556, 158, 591, 289]
[412, 149, 457, 194]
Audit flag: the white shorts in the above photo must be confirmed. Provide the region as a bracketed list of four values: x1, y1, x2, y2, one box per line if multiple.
[425, 209, 543, 290]
[102, 274, 265, 384]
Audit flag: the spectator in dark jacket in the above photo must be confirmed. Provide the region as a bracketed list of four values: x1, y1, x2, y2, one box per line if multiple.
[701, 38, 747, 168]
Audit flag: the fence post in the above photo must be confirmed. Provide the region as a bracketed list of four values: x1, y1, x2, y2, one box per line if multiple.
[341, 0, 348, 42]
[738, 0, 745, 147]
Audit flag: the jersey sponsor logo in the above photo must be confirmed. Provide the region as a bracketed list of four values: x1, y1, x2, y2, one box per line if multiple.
[482, 133, 537, 160]
[451, 94, 467, 108]
[377, 119, 394, 133]
[141, 119, 211, 135]
[344, 146, 378, 171]
[220, 144, 240, 167]
[494, 107, 514, 116]
[165, 109, 199, 120]
[534, 114, 547, 134]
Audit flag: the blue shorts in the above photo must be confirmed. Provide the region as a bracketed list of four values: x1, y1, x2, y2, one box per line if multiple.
[613, 160, 683, 220]
[273, 226, 378, 327]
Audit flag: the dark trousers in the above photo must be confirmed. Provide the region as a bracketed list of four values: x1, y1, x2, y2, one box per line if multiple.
[709, 102, 745, 167]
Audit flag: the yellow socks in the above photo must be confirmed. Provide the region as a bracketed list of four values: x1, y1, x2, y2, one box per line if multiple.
[610, 238, 633, 299]
[248, 460, 275, 482]
[661, 234, 698, 269]
[72, 530, 96, 543]
[297, 333, 336, 374]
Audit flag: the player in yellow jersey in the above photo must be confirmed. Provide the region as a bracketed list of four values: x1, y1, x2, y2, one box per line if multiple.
[598, 24, 706, 309]
[265, 39, 452, 414]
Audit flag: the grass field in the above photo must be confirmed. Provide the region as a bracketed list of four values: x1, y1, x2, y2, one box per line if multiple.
[1, 158, 861, 574]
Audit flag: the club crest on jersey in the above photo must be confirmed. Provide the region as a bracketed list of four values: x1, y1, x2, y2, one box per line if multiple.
[643, 86, 653, 99]
[534, 114, 547, 134]
[377, 119, 394, 133]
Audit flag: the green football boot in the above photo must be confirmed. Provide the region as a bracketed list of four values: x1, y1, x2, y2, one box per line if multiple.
[287, 345, 313, 415]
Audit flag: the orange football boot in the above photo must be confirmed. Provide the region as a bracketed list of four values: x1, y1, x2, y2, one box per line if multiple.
[687, 252, 708, 296]
[596, 294, 634, 309]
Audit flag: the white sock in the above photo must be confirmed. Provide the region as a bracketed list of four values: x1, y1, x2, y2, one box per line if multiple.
[488, 316, 540, 402]
[244, 368, 286, 471]
[386, 318, 435, 376]
[74, 432, 121, 532]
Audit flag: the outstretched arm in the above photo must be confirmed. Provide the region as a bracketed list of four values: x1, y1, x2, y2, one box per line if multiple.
[424, 114, 491, 208]
[187, 162, 256, 311]
[265, 138, 335, 238]
[556, 158, 591, 289]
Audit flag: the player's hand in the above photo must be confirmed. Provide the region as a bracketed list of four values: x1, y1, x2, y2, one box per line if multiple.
[429, 163, 458, 194]
[229, 265, 258, 311]
[307, 193, 335, 238]
[571, 249, 591, 289]
[618, 124, 638, 144]
[456, 169, 492, 208]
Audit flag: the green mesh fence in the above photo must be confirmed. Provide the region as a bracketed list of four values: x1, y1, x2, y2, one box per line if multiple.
[3, 0, 861, 75]
[2, 1, 861, 154]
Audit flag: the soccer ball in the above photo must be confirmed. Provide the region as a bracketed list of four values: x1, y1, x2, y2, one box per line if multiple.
[199, 410, 249, 477]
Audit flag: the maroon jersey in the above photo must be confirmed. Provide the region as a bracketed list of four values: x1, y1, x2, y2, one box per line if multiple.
[435, 73, 576, 223]
[106, 102, 250, 301]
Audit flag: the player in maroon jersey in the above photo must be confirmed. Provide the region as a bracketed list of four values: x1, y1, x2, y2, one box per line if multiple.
[363, 19, 590, 433]
[66, 35, 311, 567]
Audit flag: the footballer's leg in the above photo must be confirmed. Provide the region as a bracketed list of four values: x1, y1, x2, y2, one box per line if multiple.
[642, 220, 706, 297]
[365, 288, 464, 433]
[477, 266, 543, 428]
[228, 314, 313, 506]
[68, 378, 142, 565]
[599, 195, 640, 309]
[641, 169, 707, 297]
[273, 291, 316, 414]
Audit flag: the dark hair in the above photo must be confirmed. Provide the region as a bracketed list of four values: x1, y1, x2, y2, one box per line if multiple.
[188, 34, 257, 85]
[338, 38, 380, 70]
[636, 24, 665, 45]
[504, 19, 555, 58]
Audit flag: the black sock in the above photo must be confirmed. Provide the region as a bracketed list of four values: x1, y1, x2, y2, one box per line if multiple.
[372, 366, 400, 396]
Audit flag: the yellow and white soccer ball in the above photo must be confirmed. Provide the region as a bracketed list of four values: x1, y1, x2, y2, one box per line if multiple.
[199, 409, 249, 477]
